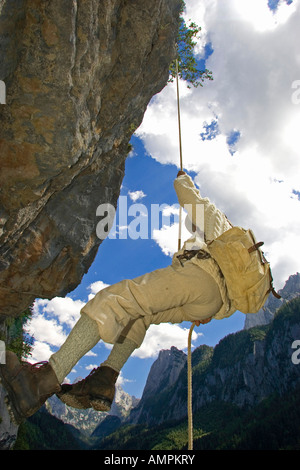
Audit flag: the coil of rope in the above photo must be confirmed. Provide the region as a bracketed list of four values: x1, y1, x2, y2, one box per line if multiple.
[175, 59, 196, 451]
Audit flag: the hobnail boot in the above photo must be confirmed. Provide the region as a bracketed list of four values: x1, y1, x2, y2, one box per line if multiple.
[0, 351, 61, 425]
[57, 366, 118, 412]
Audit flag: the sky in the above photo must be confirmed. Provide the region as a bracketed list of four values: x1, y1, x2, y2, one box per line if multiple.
[25, 0, 300, 399]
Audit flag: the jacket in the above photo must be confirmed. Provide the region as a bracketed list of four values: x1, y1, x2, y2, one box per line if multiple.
[172, 173, 236, 320]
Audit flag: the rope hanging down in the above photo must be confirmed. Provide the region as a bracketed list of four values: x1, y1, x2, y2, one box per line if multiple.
[175, 58, 195, 452]
[176, 59, 183, 253]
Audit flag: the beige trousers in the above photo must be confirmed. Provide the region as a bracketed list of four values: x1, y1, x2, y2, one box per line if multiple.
[81, 261, 223, 348]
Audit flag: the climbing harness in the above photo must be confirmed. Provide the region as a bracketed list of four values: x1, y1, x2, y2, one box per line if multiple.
[175, 58, 195, 451]
[177, 249, 211, 267]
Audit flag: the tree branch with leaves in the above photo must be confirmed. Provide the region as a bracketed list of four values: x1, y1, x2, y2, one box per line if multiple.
[170, 2, 213, 88]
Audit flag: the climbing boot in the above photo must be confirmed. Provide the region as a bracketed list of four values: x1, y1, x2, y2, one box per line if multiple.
[57, 365, 119, 412]
[0, 350, 61, 425]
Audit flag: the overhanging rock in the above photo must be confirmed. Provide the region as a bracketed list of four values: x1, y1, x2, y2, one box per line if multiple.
[0, 0, 181, 317]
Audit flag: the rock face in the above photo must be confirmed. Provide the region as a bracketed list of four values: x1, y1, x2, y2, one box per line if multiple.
[111, 383, 140, 420]
[0, 383, 18, 450]
[129, 346, 186, 424]
[244, 272, 300, 329]
[0, 0, 181, 318]
[142, 346, 187, 400]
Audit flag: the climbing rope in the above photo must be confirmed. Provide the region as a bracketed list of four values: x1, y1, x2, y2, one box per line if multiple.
[176, 59, 183, 253]
[175, 59, 183, 173]
[175, 58, 195, 451]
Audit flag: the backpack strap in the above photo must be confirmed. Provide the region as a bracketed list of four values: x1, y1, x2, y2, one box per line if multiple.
[268, 286, 282, 300]
[253, 243, 282, 300]
[268, 269, 282, 299]
[248, 242, 264, 253]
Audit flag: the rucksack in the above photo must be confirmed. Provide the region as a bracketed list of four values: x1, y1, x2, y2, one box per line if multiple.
[207, 226, 281, 314]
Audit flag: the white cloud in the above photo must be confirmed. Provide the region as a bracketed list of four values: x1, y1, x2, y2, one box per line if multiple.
[85, 364, 98, 371]
[136, 0, 300, 289]
[85, 350, 97, 357]
[27, 340, 54, 363]
[183, 0, 298, 35]
[26, 313, 67, 348]
[152, 224, 179, 257]
[33, 296, 84, 328]
[25, 288, 97, 363]
[128, 190, 146, 202]
[132, 323, 202, 359]
[25, 296, 83, 363]
[152, 220, 192, 257]
[161, 205, 180, 217]
[88, 280, 110, 300]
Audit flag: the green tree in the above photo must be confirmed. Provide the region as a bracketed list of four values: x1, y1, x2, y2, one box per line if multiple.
[169, 1, 213, 88]
[4, 305, 34, 360]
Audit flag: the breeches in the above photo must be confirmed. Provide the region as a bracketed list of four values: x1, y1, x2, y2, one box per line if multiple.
[81, 261, 223, 348]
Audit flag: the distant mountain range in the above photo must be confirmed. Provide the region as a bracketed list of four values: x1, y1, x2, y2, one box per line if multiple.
[46, 382, 139, 436]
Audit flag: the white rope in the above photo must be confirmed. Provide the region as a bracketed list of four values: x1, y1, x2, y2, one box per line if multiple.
[175, 59, 183, 172]
[176, 59, 183, 252]
[175, 58, 195, 451]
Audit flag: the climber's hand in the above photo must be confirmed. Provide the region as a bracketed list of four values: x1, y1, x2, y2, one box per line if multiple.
[194, 317, 212, 326]
[177, 170, 186, 177]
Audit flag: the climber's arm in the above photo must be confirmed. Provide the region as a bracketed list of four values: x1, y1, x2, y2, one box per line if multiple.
[174, 171, 207, 207]
[174, 171, 231, 242]
[174, 171, 211, 238]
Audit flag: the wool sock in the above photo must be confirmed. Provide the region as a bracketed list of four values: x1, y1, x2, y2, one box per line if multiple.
[101, 336, 137, 373]
[49, 313, 101, 383]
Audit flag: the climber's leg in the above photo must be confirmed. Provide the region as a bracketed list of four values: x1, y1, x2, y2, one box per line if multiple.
[81, 262, 222, 346]
[58, 262, 223, 411]
[56, 309, 183, 411]
[49, 313, 101, 383]
[57, 335, 137, 410]
[56, 295, 216, 412]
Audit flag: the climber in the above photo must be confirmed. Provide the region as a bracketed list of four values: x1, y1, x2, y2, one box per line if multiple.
[0, 171, 235, 424]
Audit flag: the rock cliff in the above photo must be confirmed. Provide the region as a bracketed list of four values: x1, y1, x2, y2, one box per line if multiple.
[0, 0, 181, 318]
[129, 346, 187, 424]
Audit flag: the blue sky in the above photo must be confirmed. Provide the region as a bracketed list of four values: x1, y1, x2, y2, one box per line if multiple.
[26, 0, 300, 399]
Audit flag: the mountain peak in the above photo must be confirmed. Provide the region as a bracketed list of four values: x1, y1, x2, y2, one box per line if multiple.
[143, 347, 186, 399]
[128, 346, 186, 424]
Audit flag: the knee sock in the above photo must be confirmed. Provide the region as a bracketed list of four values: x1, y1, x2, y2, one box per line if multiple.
[101, 336, 137, 373]
[49, 313, 101, 383]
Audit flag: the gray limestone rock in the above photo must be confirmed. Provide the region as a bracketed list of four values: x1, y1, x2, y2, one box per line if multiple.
[0, 0, 181, 318]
